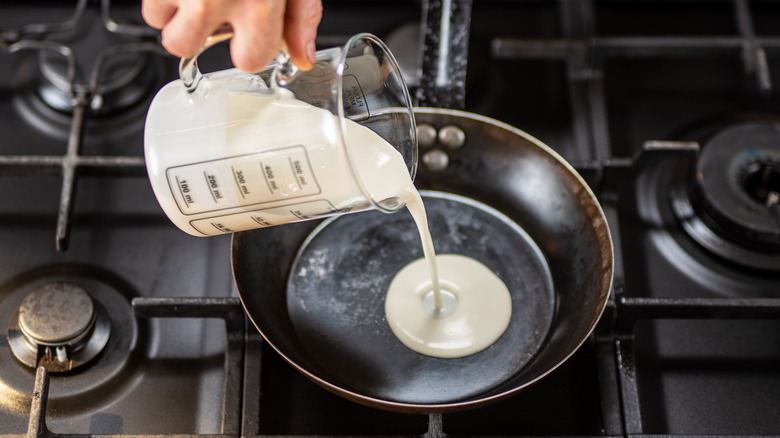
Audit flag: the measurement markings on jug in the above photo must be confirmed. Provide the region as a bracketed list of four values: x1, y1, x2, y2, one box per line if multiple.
[290, 158, 310, 187]
[203, 172, 223, 203]
[251, 215, 273, 227]
[231, 166, 249, 198]
[165, 146, 322, 216]
[175, 177, 194, 206]
[188, 199, 338, 234]
[210, 222, 232, 233]
[261, 161, 278, 192]
[287, 157, 303, 190]
[342, 75, 371, 118]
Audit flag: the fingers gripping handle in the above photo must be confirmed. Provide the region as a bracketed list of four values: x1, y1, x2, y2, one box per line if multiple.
[178, 24, 297, 92]
[179, 24, 233, 92]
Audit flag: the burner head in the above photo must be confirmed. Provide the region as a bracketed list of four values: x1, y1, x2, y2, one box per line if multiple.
[671, 121, 780, 271]
[38, 48, 158, 113]
[8, 282, 110, 373]
[695, 122, 780, 246]
[19, 282, 94, 344]
[31, 12, 164, 114]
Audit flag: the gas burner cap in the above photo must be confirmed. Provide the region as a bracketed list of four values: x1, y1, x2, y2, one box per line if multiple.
[19, 282, 95, 344]
[28, 9, 165, 114]
[671, 121, 780, 271]
[39, 50, 154, 112]
[8, 282, 110, 373]
[37, 46, 158, 114]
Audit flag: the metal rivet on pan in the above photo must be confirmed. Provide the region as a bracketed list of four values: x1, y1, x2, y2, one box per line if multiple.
[422, 149, 449, 172]
[438, 125, 466, 149]
[417, 124, 438, 148]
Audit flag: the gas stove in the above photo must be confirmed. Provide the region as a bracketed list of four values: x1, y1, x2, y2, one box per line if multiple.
[1, 0, 780, 436]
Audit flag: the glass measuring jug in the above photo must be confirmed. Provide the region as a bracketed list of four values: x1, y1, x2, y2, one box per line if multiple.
[144, 28, 417, 236]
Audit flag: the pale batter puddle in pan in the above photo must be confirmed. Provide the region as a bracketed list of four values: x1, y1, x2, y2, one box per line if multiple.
[287, 191, 554, 403]
[383, 177, 513, 359]
[384, 254, 512, 358]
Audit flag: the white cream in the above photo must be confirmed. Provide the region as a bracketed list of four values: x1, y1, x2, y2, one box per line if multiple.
[384, 254, 512, 358]
[332, 100, 513, 359]
[343, 107, 513, 359]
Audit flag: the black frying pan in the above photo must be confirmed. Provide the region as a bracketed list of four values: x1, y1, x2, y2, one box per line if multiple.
[231, 108, 613, 412]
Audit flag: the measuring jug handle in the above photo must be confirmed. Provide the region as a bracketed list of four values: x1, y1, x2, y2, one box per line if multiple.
[179, 24, 298, 93]
[271, 41, 299, 87]
[179, 24, 233, 92]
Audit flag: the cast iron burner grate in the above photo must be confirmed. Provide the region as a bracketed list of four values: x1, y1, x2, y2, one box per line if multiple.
[3, 0, 780, 436]
[11, 295, 780, 438]
[0, 0, 168, 252]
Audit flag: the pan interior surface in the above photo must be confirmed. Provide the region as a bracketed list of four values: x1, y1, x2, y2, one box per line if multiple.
[286, 191, 555, 405]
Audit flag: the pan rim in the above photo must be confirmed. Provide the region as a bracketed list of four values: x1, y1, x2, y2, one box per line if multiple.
[231, 108, 615, 413]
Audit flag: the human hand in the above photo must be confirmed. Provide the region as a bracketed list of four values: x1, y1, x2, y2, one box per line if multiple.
[142, 0, 323, 72]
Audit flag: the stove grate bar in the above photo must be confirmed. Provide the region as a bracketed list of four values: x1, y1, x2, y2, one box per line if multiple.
[0, 150, 146, 252]
[26, 367, 49, 438]
[132, 297, 246, 436]
[54, 100, 87, 252]
[615, 334, 641, 435]
[0, 155, 146, 173]
[101, 0, 159, 38]
[21, 366, 241, 438]
[595, 301, 625, 437]
[1, 0, 169, 253]
[611, 296, 780, 435]
[615, 296, 780, 335]
[0, 0, 86, 43]
[489, 0, 779, 165]
[558, 0, 612, 163]
[734, 0, 772, 96]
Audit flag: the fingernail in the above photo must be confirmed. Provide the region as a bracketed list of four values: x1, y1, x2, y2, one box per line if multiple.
[306, 41, 316, 65]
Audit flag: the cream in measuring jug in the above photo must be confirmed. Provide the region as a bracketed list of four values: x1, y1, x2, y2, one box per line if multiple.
[144, 33, 417, 236]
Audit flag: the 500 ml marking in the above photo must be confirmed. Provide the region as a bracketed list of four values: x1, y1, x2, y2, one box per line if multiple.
[288, 157, 305, 188]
